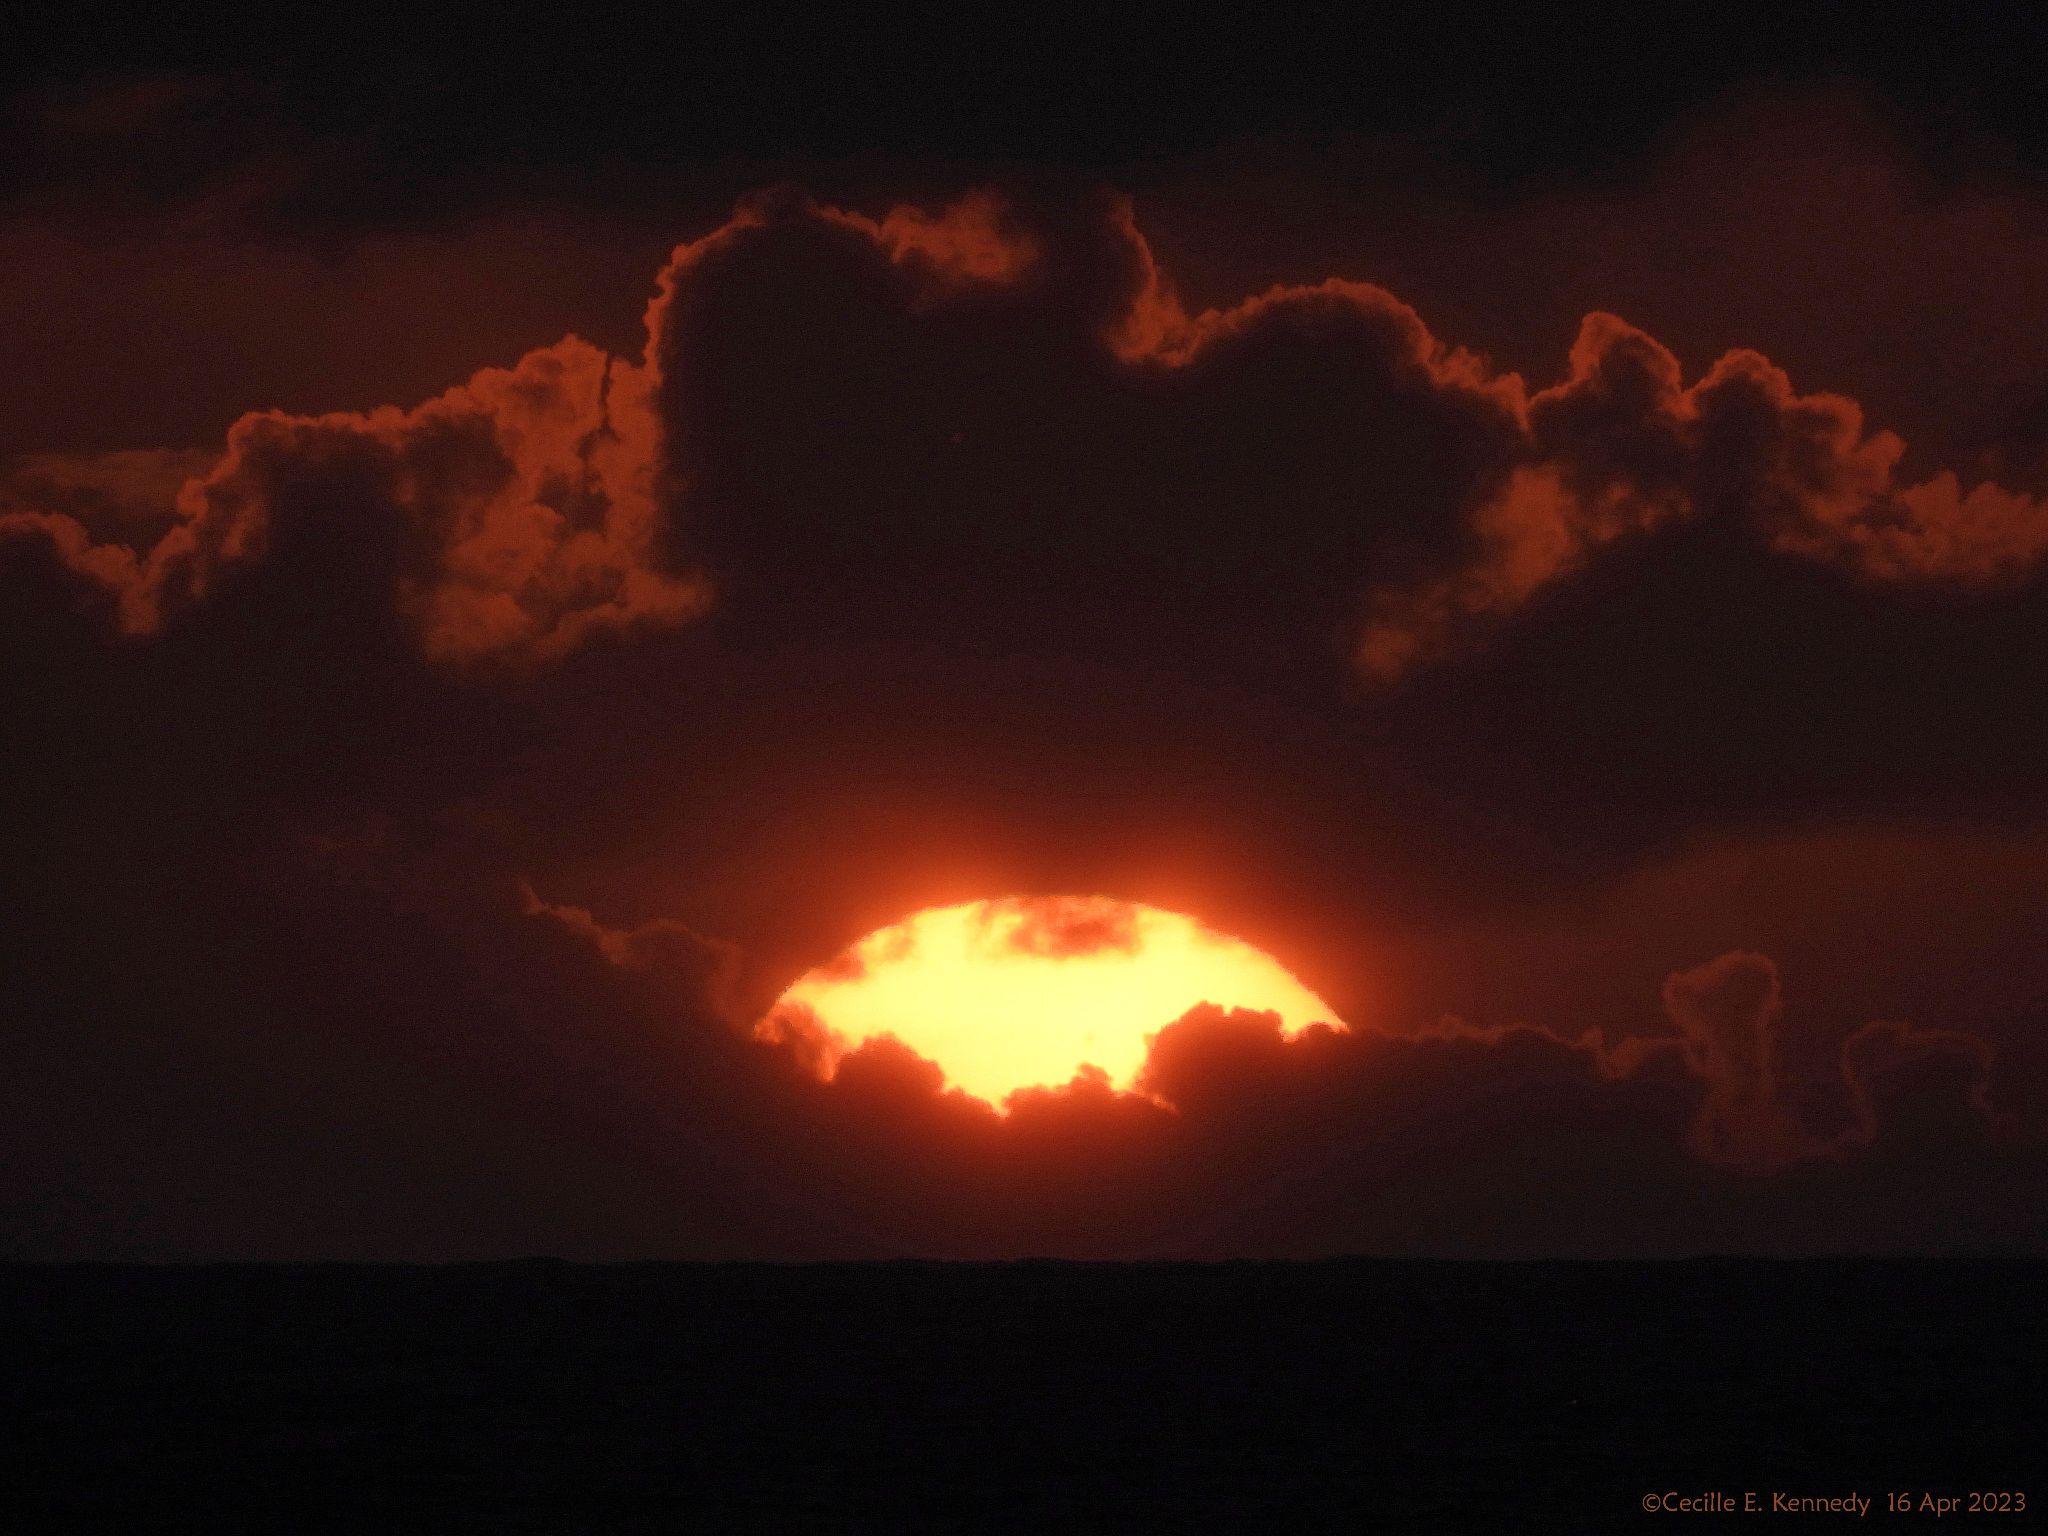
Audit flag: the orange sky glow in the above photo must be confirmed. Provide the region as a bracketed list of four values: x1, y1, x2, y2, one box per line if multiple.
[759, 897, 1346, 1108]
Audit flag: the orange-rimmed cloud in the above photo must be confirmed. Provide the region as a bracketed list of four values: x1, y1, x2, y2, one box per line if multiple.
[1101, 199, 2047, 680]
[0, 335, 702, 666]
[532, 878, 2009, 1177]
[0, 190, 1039, 666]
[5, 186, 2041, 675]
[1352, 314, 2048, 679]
[1413, 950, 2005, 1174]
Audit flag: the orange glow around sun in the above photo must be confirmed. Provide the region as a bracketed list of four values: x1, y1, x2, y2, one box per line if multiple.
[758, 896, 1345, 1109]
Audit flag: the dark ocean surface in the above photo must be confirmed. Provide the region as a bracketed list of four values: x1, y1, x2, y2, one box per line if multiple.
[6, 1258, 2040, 1531]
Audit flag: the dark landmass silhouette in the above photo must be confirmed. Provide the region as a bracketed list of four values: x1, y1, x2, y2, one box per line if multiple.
[6, 1257, 2040, 1531]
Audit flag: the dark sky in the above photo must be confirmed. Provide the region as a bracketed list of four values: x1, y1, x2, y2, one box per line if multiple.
[4, 9, 2046, 1260]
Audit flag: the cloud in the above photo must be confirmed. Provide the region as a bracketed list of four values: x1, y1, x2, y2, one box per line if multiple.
[519, 882, 742, 1013]
[0, 189, 1037, 667]
[1838, 1018, 2001, 1148]
[822, 190, 1038, 289]
[1659, 951, 1816, 1171]
[1415, 950, 2008, 1175]
[539, 858, 2011, 1189]
[8, 776, 2035, 1261]
[1357, 316, 2048, 679]
[1141, 947, 2011, 1179]
[643, 187, 2045, 688]
[7, 185, 2041, 682]
[2, 335, 704, 666]
[988, 895, 1142, 959]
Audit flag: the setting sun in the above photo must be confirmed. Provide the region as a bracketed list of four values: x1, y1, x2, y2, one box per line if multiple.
[759, 897, 1344, 1107]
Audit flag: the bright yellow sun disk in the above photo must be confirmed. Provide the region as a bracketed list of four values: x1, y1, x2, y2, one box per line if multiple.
[762, 898, 1344, 1108]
